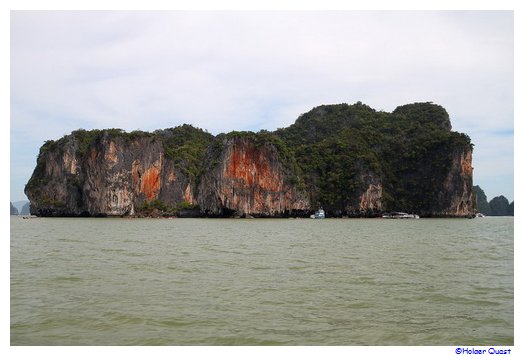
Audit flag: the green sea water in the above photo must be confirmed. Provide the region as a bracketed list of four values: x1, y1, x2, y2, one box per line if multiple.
[10, 216, 513, 345]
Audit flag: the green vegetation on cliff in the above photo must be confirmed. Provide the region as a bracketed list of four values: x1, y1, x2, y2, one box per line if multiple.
[276, 102, 472, 214]
[157, 124, 214, 180]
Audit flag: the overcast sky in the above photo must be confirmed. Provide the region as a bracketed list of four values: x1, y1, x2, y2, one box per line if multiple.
[10, 10, 514, 203]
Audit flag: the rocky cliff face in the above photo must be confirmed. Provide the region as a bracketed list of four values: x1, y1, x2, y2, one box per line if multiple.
[25, 129, 310, 217]
[349, 174, 383, 217]
[434, 146, 474, 217]
[25, 102, 476, 218]
[25, 130, 200, 217]
[80, 135, 196, 216]
[198, 136, 310, 217]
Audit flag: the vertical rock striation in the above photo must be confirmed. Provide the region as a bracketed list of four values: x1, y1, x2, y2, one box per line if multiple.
[25, 129, 202, 217]
[198, 135, 310, 217]
[436, 147, 475, 217]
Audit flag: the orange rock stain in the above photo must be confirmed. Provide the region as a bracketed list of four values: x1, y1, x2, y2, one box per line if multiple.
[461, 150, 473, 177]
[184, 184, 194, 204]
[225, 143, 282, 192]
[140, 167, 161, 201]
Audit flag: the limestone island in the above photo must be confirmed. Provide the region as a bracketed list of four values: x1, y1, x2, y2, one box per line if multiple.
[25, 102, 475, 218]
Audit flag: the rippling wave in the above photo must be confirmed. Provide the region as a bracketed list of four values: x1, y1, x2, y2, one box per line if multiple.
[11, 217, 513, 345]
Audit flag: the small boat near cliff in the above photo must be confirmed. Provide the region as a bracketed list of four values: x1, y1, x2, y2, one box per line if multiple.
[382, 212, 419, 219]
[310, 208, 326, 219]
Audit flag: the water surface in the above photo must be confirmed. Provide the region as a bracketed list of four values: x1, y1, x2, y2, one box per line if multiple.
[10, 217, 513, 345]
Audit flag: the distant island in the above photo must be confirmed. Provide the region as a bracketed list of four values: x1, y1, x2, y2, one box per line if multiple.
[25, 102, 477, 218]
[10, 202, 19, 215]
[10, 201, 30, 216]
[473, 186, 514, 216]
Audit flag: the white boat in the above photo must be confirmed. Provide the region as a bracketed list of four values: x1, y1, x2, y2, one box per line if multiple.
[475, 212, 486, 218]
[310, 208, 326, 219]
[382, 212, 419, 219]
